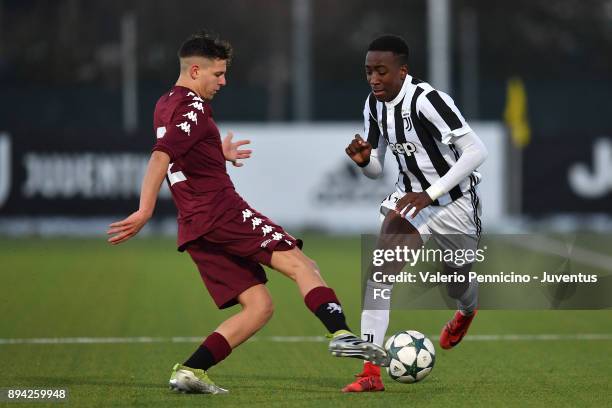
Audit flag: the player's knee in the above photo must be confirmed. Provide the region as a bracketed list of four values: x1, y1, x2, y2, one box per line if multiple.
[258, 298, 275, 323]
[247, 297, 274, 326]
[273, 248, 319, 280]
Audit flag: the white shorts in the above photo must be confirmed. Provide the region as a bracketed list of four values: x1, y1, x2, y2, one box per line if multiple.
[379, 190, 482, 252]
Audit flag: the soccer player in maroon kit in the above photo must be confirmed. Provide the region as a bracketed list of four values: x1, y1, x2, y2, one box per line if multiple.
[107, 30, 386, 394]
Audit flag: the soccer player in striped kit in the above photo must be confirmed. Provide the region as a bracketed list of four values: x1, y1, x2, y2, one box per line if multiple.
[343, 35, 488, 392]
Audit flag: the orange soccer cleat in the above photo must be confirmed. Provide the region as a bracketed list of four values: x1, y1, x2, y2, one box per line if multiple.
[341, 362, 385, 393]
[439, 309, 478, 349]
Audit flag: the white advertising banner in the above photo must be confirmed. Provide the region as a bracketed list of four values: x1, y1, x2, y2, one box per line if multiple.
[221, 122, 506, 233]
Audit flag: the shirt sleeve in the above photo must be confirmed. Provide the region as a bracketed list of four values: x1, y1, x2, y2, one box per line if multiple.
[153, 100, 206, 161]
[416, 89, 472, 145]
[425, 130, 488, 201]
[361, 94, 387, 179]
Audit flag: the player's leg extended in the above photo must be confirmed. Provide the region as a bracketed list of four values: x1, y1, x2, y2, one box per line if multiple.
[170, 284, 273, 394]
[362, 211, 423, 346]
[428, 196, 481, 350]
[269, 248, 387, 365]
[344, 211, 423, 392]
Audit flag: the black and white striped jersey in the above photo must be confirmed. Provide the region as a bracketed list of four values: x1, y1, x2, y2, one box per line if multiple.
[364, 75, 481, 206]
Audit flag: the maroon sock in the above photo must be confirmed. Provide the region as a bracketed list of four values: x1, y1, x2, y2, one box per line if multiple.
[184, 332, 232, 371]
[304, 286, 351, 333]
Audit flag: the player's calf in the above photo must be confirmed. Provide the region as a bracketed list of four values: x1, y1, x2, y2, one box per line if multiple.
[271, 248, 350, 333]
[215, 284, 275, 348]
[271, 248, 385, 363]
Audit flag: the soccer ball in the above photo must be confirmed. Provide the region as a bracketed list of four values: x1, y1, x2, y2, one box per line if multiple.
[385, 330, 435, 383]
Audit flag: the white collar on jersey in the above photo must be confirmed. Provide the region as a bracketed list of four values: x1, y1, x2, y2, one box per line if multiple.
[385, 74, 412, 107]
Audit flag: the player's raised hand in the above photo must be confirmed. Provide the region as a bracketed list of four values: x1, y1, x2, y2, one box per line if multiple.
[345, 134, 372, 166]
[222, 131, 252, 167]
[107, 209, 151, 245]
[394, 192, 433, 219]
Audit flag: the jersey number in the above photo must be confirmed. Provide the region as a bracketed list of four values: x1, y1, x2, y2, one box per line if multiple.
[167, 163, 187, 186]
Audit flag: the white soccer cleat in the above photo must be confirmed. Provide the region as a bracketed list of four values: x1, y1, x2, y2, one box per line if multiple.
[168, 363, 229, 394]
[328, 330, 390, 367]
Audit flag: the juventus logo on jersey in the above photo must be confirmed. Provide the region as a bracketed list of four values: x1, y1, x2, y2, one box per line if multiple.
[403, 114, 413, 131]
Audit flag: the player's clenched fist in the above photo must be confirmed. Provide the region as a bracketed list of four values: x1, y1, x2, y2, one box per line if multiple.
[345, 134, 372, 167]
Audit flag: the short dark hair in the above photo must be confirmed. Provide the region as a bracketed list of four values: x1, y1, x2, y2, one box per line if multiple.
[178, 30, 233, 63]
[367, 35, 409, 66]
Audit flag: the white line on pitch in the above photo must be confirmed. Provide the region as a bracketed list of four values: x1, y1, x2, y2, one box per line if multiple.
[1, 334, 611, 345]
[503, 235, 612, 273]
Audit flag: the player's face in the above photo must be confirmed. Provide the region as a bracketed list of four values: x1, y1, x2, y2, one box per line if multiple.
[194, 58, 228, 100]
[365, 51, 407, 102]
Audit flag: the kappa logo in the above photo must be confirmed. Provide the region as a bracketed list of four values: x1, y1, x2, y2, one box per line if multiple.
[242, 209, 254, 222]
[176, 122, 191, 135]
[251, 217, 263, 229]
[260, 239, 272, 248]
[183, 111, 198, 124]
[189, 101, 205, 113]
[389, 141, 417, 156]
[326, 303, 342, 314]
[186, 91, 204, 102]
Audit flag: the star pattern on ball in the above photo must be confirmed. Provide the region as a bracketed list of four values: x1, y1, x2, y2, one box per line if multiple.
[385, 331, 435, 382]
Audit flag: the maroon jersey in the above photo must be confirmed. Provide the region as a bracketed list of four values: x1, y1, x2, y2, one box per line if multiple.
[152, 85, 247, 249]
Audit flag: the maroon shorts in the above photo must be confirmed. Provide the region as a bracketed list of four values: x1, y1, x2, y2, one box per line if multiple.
[185, 206, 298, 309]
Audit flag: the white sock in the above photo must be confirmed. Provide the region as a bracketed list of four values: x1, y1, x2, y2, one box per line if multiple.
[361, 279, 392, 347]
[361, 309, 390, 347]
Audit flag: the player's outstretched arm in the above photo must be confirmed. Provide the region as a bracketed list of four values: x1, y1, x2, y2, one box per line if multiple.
[222, 131, 252, 167]
[345, 134, 372, 166]
[107, 150, 170, 245]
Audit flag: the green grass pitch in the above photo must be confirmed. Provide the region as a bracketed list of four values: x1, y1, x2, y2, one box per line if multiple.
[1, 235, 611, 407]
